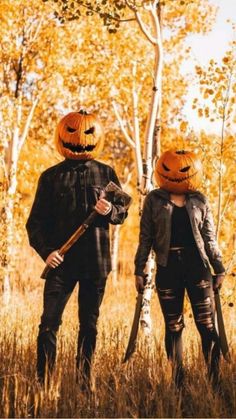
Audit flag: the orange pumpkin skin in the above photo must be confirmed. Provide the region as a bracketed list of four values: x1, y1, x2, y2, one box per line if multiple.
[155, 150, 202, 193]
[55, 110, 104, 160]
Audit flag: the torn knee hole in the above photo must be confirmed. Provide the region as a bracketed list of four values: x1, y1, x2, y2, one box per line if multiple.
[196, 280, 210, 289]
[196, 312, 214, 330]
[194, 297, 211, 308]
[159, 288, 176, 300]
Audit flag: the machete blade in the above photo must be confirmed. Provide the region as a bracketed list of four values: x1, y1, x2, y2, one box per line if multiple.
[214, 288, 231, 362]
[123, 293, 143, 363]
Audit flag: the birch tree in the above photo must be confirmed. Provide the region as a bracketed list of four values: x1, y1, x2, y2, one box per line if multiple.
[121, 0, 163, 334]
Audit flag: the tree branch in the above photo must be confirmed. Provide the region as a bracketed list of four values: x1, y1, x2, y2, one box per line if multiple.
[29, 16, 43, 44]
[125, 0, 157, 44]
[132, 61, 143, 186]
[14, 56, 24, 99]
[220, 184, 235, 222]
[0, 156, 9, 189]
[18, 97, 39, 153]
[135, 11, 157, 45]
[150, 1, 162, 41]
[112, 101, 135, 148]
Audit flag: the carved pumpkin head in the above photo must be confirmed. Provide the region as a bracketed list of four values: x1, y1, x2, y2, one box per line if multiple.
[155, 149, 202, 193]
[55, 110, 104, 160]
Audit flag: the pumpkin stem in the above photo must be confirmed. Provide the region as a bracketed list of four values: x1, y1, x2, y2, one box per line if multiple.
[176, 150, 187, 155]
[78, 109, 88, 115]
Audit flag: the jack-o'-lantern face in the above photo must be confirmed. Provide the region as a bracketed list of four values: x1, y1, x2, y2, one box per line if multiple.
[55, 110, 104, 160]
[155, 150, 202, 193]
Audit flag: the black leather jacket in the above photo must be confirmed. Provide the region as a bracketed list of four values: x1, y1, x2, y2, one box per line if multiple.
[26, 159, 128, 279]
[135, 188, 225, 276]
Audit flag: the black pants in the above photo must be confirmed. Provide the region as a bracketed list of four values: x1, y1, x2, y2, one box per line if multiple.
[156, 247, 220, 386]
[37, 270, 105, 383]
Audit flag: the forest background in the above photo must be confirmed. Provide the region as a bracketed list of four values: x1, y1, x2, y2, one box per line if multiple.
[0, 0, 235, 418]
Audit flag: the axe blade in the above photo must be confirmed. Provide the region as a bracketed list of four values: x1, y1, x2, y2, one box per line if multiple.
[123, 293, 143, 363]
[104, 181, 132, 209]
[214, 288, 231, 362]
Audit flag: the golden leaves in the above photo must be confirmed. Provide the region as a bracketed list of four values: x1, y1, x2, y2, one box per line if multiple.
[179, 121, 188, 132]
[193, 47, 236, 130]
[198, 108, 203, 117]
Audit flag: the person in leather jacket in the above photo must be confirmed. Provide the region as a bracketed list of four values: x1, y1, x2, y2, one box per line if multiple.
[135, 150, 225, 389]
[26, 111, 128, 388]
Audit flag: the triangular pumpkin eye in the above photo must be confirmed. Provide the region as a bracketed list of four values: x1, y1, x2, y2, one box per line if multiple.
[162, 163, 170, 171]
[67, 126, 76, 133]
[84, 127, 95, 135]
[180, 166, 191, 172]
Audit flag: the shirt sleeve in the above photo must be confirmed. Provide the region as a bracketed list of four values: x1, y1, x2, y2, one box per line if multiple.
[134, 194, 154, 276]
[201, 203, 225, 274]
[26, 173, 55, 261]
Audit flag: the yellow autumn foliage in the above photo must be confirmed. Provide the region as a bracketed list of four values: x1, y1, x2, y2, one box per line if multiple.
[0, 1, 235, 417]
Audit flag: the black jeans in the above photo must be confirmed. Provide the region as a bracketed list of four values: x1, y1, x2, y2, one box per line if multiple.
[37, 269, 105, 383]
[156, 247, 220, 386]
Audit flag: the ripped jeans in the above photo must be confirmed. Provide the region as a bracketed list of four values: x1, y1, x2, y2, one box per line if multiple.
[156, 247, 220, 386]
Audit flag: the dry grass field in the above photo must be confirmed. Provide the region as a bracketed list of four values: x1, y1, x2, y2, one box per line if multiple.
[0, 266, 235, 418]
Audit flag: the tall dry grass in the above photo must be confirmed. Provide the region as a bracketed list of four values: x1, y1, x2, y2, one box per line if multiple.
[0, 274, 235, 418]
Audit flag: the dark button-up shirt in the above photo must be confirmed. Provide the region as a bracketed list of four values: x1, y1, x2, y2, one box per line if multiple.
[26, 159, 128, 279]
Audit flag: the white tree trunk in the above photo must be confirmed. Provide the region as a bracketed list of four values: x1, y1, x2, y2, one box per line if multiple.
[115, 1, 163, 335]
[111, 224, 121, 284]
[132, 62, 143, 190]
[134, 1, 163, 334]
[1, 98, 39, 302]
[3, 124, 19, 303]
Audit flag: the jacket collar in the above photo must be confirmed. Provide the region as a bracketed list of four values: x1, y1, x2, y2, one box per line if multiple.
[153, 188, 206, 203]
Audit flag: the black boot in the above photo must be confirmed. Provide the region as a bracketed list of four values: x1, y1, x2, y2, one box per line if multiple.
[37, 329, 57, 385]
[76, 355, 92, 393]
[209, 341, 221, 391]
[76, 329, 96, 392]
[173, 364, 185, 390]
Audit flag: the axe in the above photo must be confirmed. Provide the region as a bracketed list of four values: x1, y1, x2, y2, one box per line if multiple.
[41, 181, 131, 279]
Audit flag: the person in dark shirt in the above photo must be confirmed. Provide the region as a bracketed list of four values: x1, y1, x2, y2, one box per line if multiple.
[135, 150, 225, 389]
[26, 110, 129, 388]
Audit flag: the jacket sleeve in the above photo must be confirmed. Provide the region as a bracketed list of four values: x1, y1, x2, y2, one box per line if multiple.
[105, 168, 129, 225]
[26, 173, 55, 261]
[134, 194, 154, 276]
[202, 202, 225, 274]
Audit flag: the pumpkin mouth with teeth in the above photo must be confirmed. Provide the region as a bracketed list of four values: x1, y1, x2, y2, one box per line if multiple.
[55, 110, 104, 160]
[155, 149, 202, 193]
[62, 142, 96, 153]
[159, 171, 198, 183]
